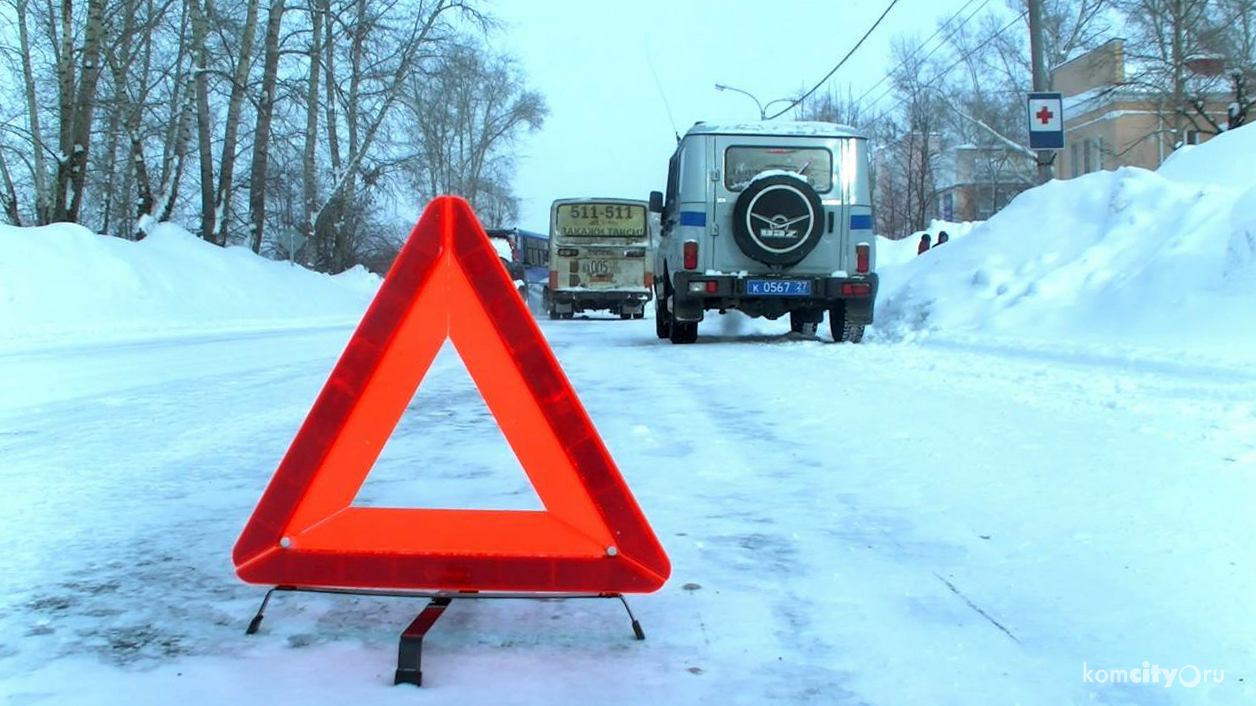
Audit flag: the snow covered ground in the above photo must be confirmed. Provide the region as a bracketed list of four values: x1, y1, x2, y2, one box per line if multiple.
[3, 127, 1256, 705]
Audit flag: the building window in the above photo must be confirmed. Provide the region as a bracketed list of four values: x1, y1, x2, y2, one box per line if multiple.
[1083, 138, 1092, 173]
[1095, 137, 1104, 170]
[1071, 142, 1080, 178]
[1186, 129, 1202, 145]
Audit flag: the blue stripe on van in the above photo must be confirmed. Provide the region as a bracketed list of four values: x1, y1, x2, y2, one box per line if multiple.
[679, 211, 706, 227]
[850, 214, 873, 230]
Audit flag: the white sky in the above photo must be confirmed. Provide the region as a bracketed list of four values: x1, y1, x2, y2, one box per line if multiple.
[484, 0, 982, 233]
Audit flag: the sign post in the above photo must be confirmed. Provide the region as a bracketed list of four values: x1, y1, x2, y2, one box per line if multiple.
[1027, 92, 1065, 150]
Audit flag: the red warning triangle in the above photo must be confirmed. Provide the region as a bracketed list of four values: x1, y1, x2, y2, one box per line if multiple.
[232, 196, 670, 593]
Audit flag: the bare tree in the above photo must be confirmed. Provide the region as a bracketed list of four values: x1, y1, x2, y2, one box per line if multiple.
[402, 37, 546, 215]
[51, 0, 107, 223]
[13, 0, 51, 224]
[0, 147, 21, 225]
[0, 0, 547, 285]
[306, 0, 485, 272]
[795, 84, 872, 127]
[191, 0, 216, 238]
[1115, 0, 1232, 145]
[299, 0, 322, 258]
[209, 0, 262, 245]
[247, 0, 285, 252]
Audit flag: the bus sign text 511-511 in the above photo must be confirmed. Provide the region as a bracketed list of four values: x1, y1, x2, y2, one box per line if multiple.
[746, 279, 811, 296]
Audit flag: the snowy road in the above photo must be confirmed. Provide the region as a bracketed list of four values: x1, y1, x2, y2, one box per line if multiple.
[1, 316, 1253, 705]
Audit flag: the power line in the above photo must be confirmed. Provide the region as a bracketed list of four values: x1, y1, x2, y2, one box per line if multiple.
[879, 10, 1028, 118]
[764, 0, 901, 120]
[854, 0, 990, 108]
[864, 0, 1001, 110]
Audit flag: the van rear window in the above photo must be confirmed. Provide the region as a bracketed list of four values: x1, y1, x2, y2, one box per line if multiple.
[725, 146, 832, 193]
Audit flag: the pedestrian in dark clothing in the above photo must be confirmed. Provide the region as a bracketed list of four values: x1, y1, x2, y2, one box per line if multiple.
[937, 231, 949, 245]
[917, 233, 932, 255]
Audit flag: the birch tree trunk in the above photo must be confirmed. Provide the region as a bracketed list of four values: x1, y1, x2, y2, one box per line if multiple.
[191, 0, 216, 240]
[246, 0, 283, 251]
[248, 0, 285, 253]
[301, 1, 323, 264]
[53, 0, 105, 223]
[211, 0, 261, 246]
[0, 150, 21, 225]
[16, 0, 49, 224]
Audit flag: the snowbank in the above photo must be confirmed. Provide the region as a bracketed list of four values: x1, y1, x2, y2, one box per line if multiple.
[873, 123, 1256, 357]
[876, 219, 982, 268]
[1156, 121, 1256, 188]
[0, 222, 382, 350]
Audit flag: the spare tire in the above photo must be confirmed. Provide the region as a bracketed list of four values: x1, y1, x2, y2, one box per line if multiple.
[731, 173, 825, 266]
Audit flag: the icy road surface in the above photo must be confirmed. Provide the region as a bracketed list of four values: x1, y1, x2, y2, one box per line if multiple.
[1, 316, 1253, 705]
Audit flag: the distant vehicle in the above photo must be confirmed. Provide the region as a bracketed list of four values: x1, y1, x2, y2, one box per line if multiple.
[544, 198, 654, 320]
[485, 227, 550, 311]
[485, 228, 526, 281]
[649, 120, 878, 343]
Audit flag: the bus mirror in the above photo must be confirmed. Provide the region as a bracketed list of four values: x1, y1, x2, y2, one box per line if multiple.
[648, 191, 664, 213]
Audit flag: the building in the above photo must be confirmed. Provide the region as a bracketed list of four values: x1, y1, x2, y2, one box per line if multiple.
[1052, 38, 1233, 178]
[934, 144, 1034, 223]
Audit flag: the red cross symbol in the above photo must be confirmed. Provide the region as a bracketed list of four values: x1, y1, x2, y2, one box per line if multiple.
[1036, 106, 1054, 125]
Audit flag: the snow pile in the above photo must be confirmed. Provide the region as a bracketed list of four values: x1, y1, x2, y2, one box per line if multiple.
[1156, 121, 1256, 188]
[876, 219, 981, 268]
[0, 222, 382, 349]
[873, 123, 1256, 355]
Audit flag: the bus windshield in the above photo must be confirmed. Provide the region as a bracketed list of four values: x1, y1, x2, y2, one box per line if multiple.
[554, 202, 648, 239]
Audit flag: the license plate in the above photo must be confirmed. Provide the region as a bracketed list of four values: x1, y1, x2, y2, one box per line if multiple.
[581, 260, 614, 276]
[746, 279, 811, 296]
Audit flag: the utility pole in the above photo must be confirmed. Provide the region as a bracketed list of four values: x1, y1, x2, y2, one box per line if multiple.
[1027, 0, 1054, 184]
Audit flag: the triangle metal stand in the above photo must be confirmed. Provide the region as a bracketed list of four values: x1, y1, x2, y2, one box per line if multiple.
[244, 585, 646, 687]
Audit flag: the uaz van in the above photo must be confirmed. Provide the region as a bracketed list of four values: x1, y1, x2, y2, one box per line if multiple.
[648, 121, 877, 343]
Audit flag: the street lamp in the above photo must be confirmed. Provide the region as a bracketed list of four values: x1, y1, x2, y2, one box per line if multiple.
[714, 83, 797, 120]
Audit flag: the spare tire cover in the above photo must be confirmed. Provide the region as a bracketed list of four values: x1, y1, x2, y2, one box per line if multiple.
[731, 174, 825, 266]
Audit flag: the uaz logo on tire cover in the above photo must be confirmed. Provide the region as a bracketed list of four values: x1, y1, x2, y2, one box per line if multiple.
[731, 173, 825, 267]
[746, 183, 813, 251]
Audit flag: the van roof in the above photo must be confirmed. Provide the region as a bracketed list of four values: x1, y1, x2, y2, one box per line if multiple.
[684, 120, 865, 139]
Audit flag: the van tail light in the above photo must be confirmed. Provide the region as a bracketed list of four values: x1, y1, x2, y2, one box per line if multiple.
[644, 273, 654, 289]
[683, 240, 698, 270]
[856, 243, 870, 274]
[549, 270, 558, 289]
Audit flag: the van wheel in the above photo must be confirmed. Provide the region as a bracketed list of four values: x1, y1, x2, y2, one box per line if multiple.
[828, 303, 865, 343]
[669, 320, 698, 344]
[548, 309, 559, 320]
[620, 312, 632, 320]
[633, 312, 644, 319]
[562, 312, 574, 320]
[655, 285, 672, 338]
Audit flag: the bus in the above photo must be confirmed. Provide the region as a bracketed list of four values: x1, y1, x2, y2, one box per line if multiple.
[485, 227, 550, 311]
[544, 198, 653, 320]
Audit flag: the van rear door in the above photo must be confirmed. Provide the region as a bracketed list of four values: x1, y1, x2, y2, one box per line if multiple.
[710, 135, 846, 275]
